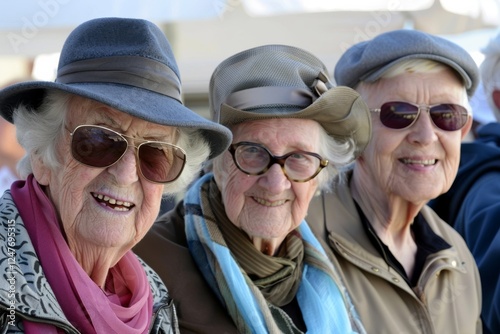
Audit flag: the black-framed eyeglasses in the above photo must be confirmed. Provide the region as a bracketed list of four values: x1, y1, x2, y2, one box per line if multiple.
[370, 101, 469, 131]
[228, 141, 328, 182]
[68, 124, 186, 184]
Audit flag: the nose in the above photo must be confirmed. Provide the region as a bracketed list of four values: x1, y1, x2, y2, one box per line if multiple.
[407, 109, 438, 145]
[257, 163, 291, 193]
[107, 146, 139, 185]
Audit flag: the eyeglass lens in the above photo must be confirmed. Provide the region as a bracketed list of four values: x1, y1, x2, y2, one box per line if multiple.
[231, 142, 326, 182]
[70, 125, 186, 183]
[379, 101, 468, 131]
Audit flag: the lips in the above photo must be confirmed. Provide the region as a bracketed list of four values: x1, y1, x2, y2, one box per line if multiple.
[253, 196, 287, 207]
[400, 158, 437, 166]
[92, 192, 135, 211]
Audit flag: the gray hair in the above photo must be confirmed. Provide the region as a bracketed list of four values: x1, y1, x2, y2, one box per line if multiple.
[480, 32, 500, 121]
[13, 90, 210, 196]
[212, 121, 356, 193]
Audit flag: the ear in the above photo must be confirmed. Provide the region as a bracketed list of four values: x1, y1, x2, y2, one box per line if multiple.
[492, 90, 500, 110]
[30, 153, 51, 186]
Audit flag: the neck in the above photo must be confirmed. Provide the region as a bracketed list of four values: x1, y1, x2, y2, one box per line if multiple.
[67, 241, 126, 287]
[351, 172, 418, 276]
[249, 236, 285, 256]
[351, 169, 422, 231]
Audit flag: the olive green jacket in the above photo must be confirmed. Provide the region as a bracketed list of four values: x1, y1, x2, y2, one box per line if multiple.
[306, 173, 482, 334]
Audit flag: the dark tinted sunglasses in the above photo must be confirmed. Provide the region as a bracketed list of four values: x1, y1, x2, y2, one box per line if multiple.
[69, 125, 186, 184]
[370, 101, 469, 131]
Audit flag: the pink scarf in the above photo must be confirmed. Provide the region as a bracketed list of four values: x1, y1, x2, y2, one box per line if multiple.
[11, 175, 153, 334]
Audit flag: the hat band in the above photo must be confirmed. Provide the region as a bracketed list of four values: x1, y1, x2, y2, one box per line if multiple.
[224, 86, 317, 110]
[56, 56, 182, 101]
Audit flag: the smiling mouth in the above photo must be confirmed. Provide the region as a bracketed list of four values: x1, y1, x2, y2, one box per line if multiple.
[400, 158, 437, 166]
[92, 192, 135, 211]
[253, 197, 287, 207]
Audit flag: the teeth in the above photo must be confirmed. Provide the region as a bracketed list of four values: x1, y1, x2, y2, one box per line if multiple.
[254, 197, 286, 207]
[92, 193, 132, 209]
[402, 159, 436, 166]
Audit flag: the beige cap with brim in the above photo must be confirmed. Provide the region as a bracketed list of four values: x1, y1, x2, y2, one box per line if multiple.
[210, 44, 372, 159]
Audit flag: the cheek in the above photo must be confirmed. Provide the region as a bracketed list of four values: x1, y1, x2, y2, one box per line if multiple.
[293, 182, 318, 222]
[139, 182, 163, 221]
[442, 136, 462, 173]
[364, 129, 402, 166]
[220, 171, 255, 226]
[371, 127, 401, 153]
[132, 183, 164, 245]
[54, 164, 101, 219]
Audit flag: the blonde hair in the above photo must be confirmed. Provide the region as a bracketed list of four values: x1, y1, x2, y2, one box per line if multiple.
[356, 58, 470, 110]
[379, 59, 456, 79]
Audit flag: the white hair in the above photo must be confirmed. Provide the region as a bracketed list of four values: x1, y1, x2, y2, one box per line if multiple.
[378, 58, 451, 78]
[13, 90, 210, 196]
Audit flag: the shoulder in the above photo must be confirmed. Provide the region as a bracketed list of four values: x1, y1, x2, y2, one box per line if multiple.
[134, 201, 191, 284]
[136, 255, 180, 334]
[459, 131, 500, 177]
[0, 192, 75, 332]
[307, 178, 357, 233]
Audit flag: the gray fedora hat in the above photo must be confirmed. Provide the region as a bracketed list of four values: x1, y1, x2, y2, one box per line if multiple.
[334, 29, 479, 97]
[209, 44, 371, 157]
[0, 17, 232, 159]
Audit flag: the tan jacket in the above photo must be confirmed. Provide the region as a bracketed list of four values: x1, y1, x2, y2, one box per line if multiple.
[306, 174, 482, 334]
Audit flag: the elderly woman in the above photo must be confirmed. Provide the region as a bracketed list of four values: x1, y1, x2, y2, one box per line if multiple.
[307, 29, 482, 333]
[430, 31, 500, 334]
[0, 18, 231, 333]
[135, 45, 371, 333]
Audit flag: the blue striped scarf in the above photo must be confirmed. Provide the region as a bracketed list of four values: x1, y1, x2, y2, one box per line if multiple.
[184, 173, 364, 334]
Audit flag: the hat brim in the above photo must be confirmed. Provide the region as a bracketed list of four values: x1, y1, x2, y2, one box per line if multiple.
[0, 81, 232, 159]
[219, 86, 371, 158]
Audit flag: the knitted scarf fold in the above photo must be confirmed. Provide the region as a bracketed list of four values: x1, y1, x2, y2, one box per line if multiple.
[184, 173, 361, 334]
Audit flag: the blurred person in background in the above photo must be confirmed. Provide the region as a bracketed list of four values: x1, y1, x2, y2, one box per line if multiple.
[468, 82, 496, 137]
[0, 117, 24, 193]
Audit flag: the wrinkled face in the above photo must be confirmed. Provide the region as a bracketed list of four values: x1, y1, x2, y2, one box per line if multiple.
[356, 68, 471, 203]
[34, 98, 177, 252]
[213, 118, 321, 245]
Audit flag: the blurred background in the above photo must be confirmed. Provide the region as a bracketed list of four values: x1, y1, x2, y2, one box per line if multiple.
[1, 0, 500, 119]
